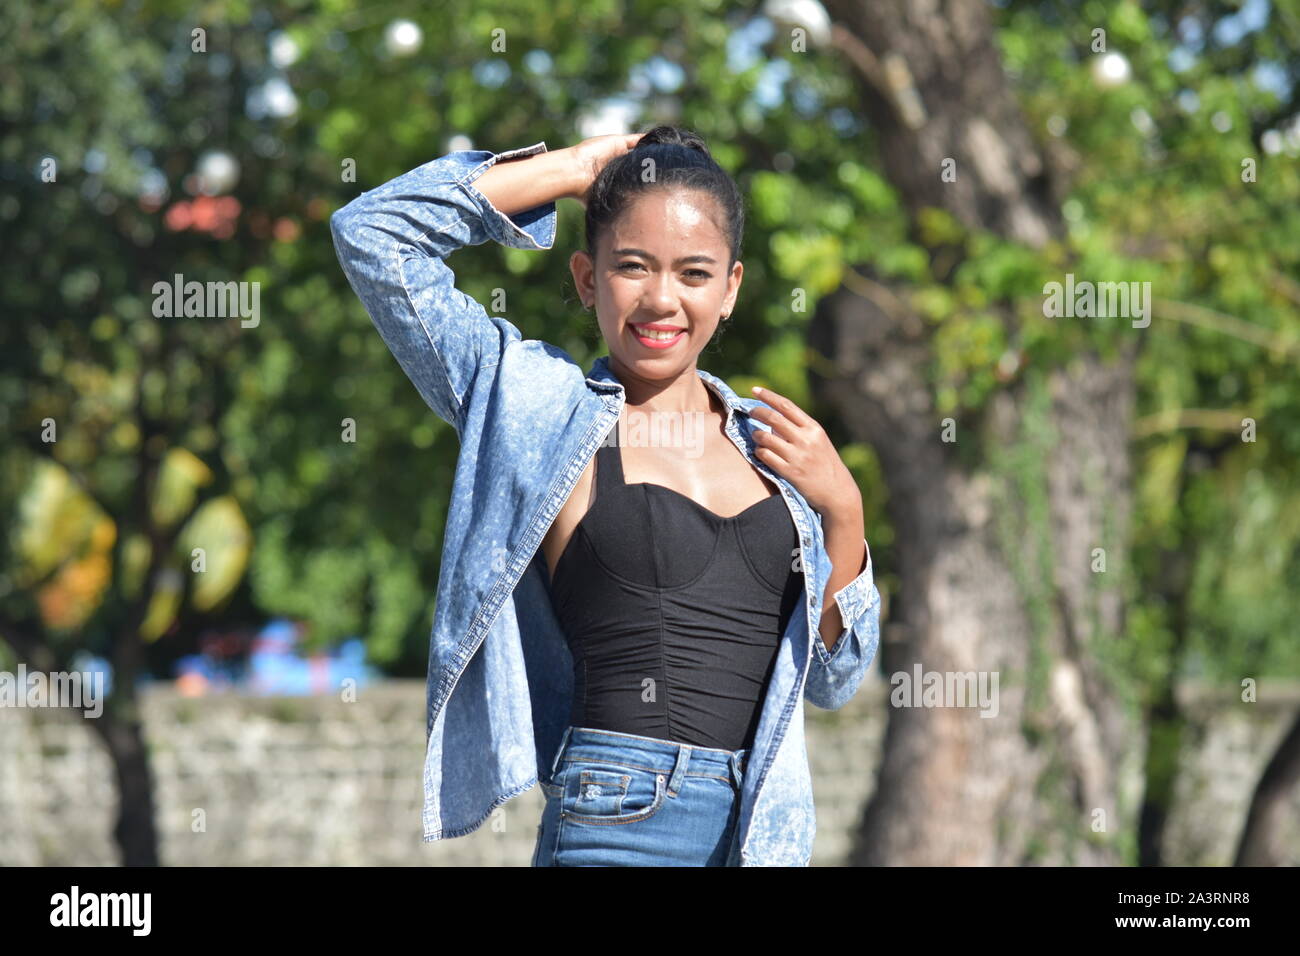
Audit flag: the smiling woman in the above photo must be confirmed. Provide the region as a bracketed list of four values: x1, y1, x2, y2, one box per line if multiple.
[570, 127, 743, 361]
[330, 125, 880, 866]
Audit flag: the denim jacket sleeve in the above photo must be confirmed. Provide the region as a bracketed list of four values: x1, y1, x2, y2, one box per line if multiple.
[329, 142, 557, 432]
[803, 538, 882, 710]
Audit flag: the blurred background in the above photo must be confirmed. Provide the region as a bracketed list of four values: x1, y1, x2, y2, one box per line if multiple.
[2, 0, 1298, 866]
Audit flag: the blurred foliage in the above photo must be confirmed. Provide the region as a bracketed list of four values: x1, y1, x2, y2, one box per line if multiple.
[0, 0, 1297, 693]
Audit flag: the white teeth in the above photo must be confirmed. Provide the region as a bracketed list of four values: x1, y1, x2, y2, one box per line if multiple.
[636, 327, 682, 340]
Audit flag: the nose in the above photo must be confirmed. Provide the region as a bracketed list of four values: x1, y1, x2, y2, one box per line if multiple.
[641, 269, 680, 316]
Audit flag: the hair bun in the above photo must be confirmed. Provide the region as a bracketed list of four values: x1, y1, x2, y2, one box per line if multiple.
[585, 123, 743, 273]
[635, 125, 711, 159]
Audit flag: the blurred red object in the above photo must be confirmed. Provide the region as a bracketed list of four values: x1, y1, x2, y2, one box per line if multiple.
[177, 671, 208, 697]
[273, 217, 300, 242]
[161, 196, 241, 237]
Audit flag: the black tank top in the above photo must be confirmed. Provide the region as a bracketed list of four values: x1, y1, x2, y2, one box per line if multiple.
[547, 427, 804, 752]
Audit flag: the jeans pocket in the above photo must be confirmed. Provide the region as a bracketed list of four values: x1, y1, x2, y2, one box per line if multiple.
[561, 762, 667, 825]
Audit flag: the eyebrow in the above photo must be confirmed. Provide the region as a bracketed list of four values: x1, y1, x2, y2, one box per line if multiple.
[611, 247, 718, 266]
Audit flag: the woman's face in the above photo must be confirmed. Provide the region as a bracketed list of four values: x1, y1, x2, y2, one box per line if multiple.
[571, 188, 742, 382]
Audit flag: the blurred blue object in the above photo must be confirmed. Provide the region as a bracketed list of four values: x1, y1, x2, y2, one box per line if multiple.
[171, 618, 379, 696]
[247, 618, 379, 696]
[69, 652, 113, 697]
[63, 650, 111, 702]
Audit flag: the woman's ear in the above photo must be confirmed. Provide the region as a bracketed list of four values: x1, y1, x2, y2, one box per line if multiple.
[569, 249, 595, 308]
[723, 258, 743, 316]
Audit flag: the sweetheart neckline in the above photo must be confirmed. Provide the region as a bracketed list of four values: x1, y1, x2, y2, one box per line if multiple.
[548, 481, 787, 588]
[607, 432, 784, 522]
[548, 443, 787, 588]
[627, 480, 784, 522]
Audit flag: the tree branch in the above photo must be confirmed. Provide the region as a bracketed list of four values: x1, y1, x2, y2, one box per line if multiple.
[1132, 408, 1254, 439]
[1152, 297, 1300, 356]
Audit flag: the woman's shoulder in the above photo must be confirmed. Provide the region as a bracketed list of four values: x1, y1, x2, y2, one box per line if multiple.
[485, 335, 618, 413]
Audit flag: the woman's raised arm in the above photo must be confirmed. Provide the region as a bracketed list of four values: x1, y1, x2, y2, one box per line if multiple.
[328, 142, 580, 432]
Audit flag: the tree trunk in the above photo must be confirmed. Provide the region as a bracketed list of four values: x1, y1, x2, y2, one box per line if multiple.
[1234, 710, 1300, 866]
[817, 0, 1140, 864]
[89, 704, 161, 866]
[1137, 542, 1193, 865]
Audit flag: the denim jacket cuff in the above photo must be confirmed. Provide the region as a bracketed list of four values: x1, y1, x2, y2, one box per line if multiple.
[812, 538, 876, 665]
[456, 141, 558, 251]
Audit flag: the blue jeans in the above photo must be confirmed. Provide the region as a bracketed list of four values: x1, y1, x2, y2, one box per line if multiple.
[531, 726, 748, 867]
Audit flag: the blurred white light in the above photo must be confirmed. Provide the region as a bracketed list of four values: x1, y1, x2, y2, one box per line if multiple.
[524, 49, 553, 75]
[1261, 129, 1282, 154]
[1130, 107, 1155, 136]
[1168, 47, 1195, 73]
[385, 19, 422, 57]
[269, 31, 299, 68]
[576, 100, 638, 138]
[1091, 52, 1131, 87]
[1046, 114, 1067, 137]
[137, 168, 169, 203]
[82, 148, 108, 174]
[262, 77, 299, 118]
[195, 150, 240, 195]
[762, 0, 831, 47]
[1211, 110, 1232, 132]
[1285, 118, 1300, 152]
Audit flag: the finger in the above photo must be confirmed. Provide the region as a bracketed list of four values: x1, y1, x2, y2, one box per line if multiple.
[748, 403, 801, 444]
[748, 408, 795, 450]
[752, 418, 799, 458]
[753, 443, 791, 474]
[751, 386, 815, 428]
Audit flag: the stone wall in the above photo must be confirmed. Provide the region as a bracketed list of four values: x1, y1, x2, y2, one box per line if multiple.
[1, 678, 1296, 865]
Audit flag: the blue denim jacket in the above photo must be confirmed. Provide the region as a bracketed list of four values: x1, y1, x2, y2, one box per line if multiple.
[330, 141, 882, 866]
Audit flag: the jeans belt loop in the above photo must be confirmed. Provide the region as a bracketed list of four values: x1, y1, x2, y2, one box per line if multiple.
[550, 725, 574, 779]
[667, 744, 692, 797]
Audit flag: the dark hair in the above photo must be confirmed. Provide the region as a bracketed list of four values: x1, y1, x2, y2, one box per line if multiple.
[583, 125, 745, 272]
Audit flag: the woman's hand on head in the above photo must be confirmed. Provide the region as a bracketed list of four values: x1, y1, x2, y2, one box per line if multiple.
[564, 133, 643, 208]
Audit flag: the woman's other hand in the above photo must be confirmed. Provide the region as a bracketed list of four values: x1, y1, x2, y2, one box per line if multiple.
[747, 386, 863, 521]
[564, 133, 644, 207]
